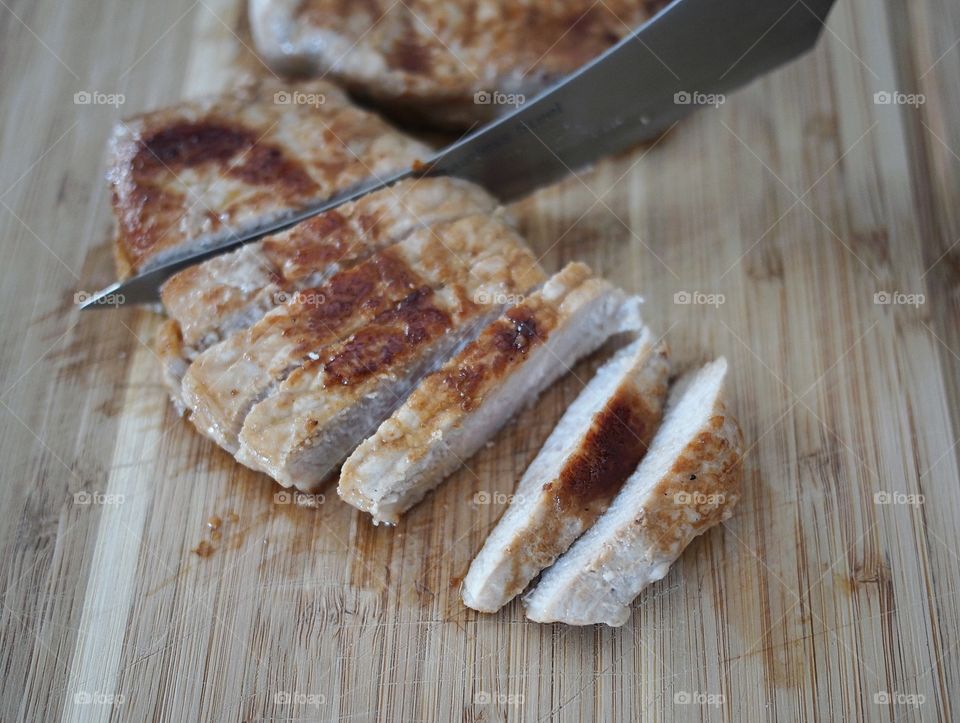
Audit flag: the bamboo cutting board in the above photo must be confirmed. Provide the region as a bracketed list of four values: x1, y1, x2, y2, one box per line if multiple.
[1, 0, 959, 720]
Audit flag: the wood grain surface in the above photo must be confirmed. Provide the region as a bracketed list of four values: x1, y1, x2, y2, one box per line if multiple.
[1, 0, 959, 720]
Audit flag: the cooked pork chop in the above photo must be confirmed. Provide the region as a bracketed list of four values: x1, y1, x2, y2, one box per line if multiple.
[249, 0, 661, 127]
[108, 79, 430, 277]
[461, 329, 670, 612]
[338, 262, 646, 525]
[160, 177, 498, 358]
[183, 215, 543, 455]
[523, 358, 743, 626]
[236, 246, 546, 489]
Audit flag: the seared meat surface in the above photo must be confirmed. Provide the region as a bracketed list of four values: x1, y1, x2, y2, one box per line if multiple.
[250, 0, 661, 127]
[109, 79, 429, 277]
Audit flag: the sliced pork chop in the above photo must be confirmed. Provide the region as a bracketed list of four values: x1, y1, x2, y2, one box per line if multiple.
[159, 177, 499, 358]
[461, 329, 670, 612]
[108, 79, 430, 277]
[236, 243, 545, 488]
[523, 358, 743, 626]
[183, 216, 543, 454]
[338, 263, 646, 525]
[249, 0, 661, 127]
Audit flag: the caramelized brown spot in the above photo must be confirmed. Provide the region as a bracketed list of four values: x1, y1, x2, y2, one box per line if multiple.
[131, 121, 316, 197]
[494, 308, 542, 355]
[552, 391, 656, 516]
[132, 121, 253, 175]
[120, 120, 318, 265]
[117, 184, 186, 255]
[263, 211, 350, 278]
[266, 249, 424, 357]
[437, 304, 554, 413]
[322, 287, 451, 386]
[356, 213, 380, 235]
[388, 36, 431, 73]
[441, 363, 487, 412]
[229, 143, 317, 196]
[500, 390, 661, 600]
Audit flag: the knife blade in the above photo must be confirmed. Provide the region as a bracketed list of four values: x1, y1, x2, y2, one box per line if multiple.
[81, 0, 835, 309]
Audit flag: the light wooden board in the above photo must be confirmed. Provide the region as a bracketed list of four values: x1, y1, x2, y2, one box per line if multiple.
[1, 0, 959, 720]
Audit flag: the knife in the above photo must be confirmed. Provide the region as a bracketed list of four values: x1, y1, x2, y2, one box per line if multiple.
[81, 0, 835, 309]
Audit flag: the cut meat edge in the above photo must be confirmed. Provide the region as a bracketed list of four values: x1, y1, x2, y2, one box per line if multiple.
[461, 329, 670, 613]
[523, 357, 743, 626]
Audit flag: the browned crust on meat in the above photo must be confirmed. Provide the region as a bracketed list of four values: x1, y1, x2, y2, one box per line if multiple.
[249, 248, 425, 355]
[552, 391, 659, 515]
[260, 210, 352, 281]
[160, 257, 275, 307]
[154, 318, 184, 368]
[274, 0, 661, 126]
[113, 119, 319, 275]
[109, 80, 428, 276]
[634, 407, 743, 559]
[158, 178, 501, 348]
[433, 303, 558, 414]
[319, 286, 456, 386]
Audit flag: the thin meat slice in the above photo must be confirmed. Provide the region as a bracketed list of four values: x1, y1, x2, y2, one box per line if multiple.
[236, 250, 546, 488]
[338, 262, 646, 525]
[108, 79, 429, 277]
[182, 216, 543, 454]
[160, 177, 498, 357]
[523, 358, 743, 626]
[461, 329, 670, 612]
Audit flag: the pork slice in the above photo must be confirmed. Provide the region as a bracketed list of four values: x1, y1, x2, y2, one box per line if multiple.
[181, 216, 542, 454]
[338, 262, 646, 525]
[236, 250, 547, 489]
[523, 358, 743, 626]
[159, 177, 499, 358]
[461, 330, 670, 612]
